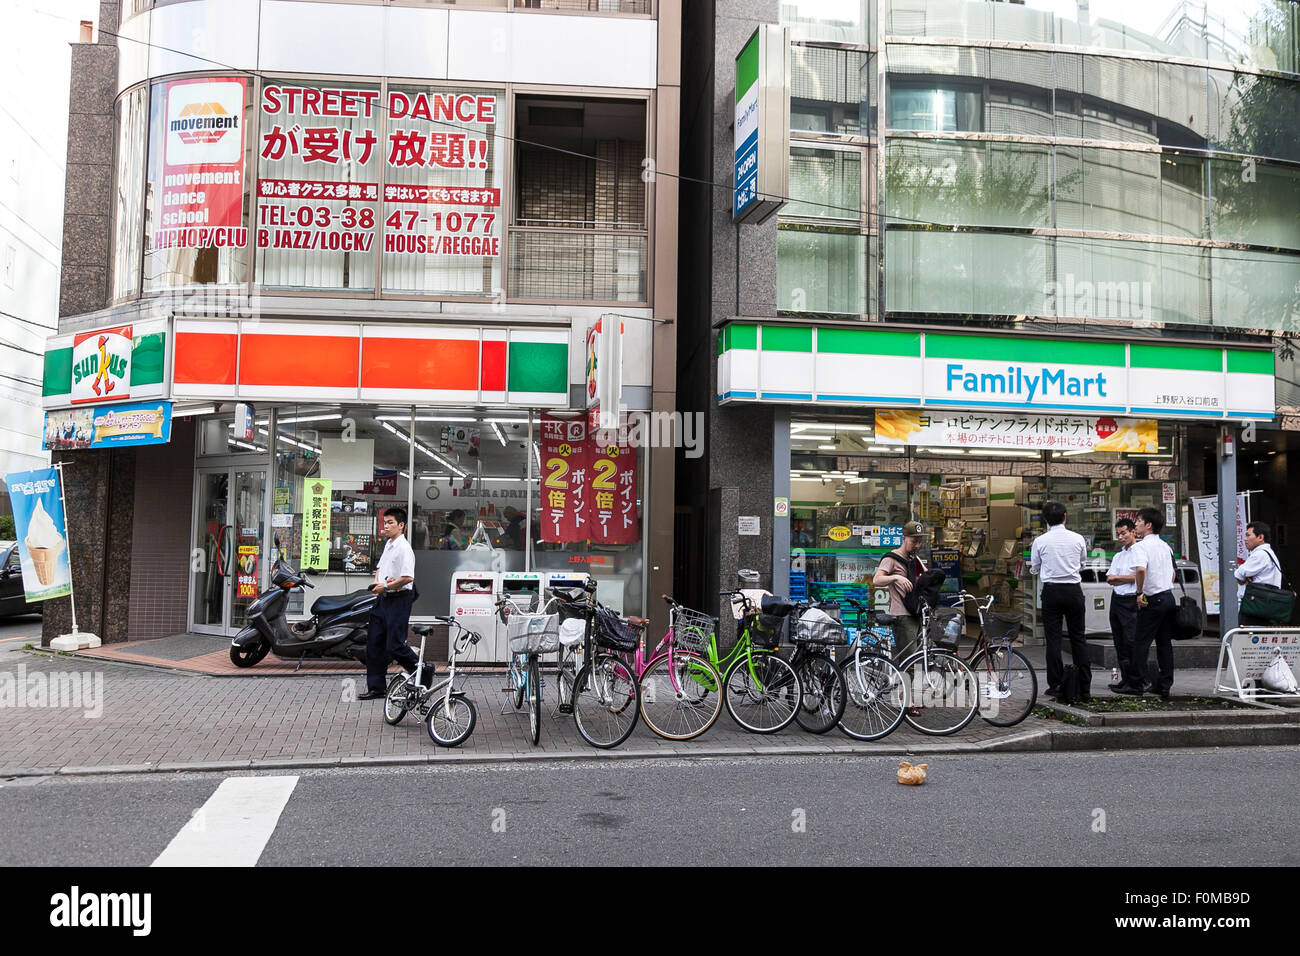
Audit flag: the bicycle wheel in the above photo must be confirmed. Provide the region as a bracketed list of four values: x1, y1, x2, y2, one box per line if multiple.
[638, 652, 723, 741]
[724, 651, 801, 734]
[426, 693, 477, 747]
[527, 656, 541, 745]
[383, 672, 412, 726]
[556, 650, 577, 714]
[572, 653, 638, 749]
[513, 658, 525, 710]
[971, 646, 1038, 727]
[899, 651, 979, 736]
[837, 653, 907, 741]
[793, 652, 847, 735]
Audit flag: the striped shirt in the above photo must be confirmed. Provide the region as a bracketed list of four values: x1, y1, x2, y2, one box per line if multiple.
[1030, 525, 1086, 583]
[1131, 534, 1175, 595]
[1107, 545, 1139, 597]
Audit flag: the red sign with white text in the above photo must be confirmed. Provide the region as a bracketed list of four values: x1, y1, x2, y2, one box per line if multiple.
[540, 414, 590, 544]
[158, 77, 248, 251]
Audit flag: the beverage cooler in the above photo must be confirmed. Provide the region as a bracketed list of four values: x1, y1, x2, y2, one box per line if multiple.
[450, 571, 500, 663]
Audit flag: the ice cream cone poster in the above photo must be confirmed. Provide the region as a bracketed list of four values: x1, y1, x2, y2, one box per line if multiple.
[4, 468, 71, 602]
[71, 326, 132, 405]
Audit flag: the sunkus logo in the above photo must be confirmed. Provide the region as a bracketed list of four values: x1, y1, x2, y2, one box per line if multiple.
[945, 364, 1111, 401]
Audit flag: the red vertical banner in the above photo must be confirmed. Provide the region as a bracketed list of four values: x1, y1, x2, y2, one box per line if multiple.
[589, 434, 638, 545]
[159, 77, 248, 250]
[539, 414, 589, 544]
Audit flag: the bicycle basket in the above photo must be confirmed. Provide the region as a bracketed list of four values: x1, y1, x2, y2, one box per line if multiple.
[928, 606, 964, 649]
[671, 606, 716, 654]
[746, 612, 788, 649]
[507, 612, 561, 654]
[984, 611, 1023, 646]
[595, 606, 641, 652]
[793, 612, 848, 646]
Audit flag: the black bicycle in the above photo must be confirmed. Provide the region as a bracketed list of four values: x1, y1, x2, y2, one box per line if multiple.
[785, 602, 849, 734]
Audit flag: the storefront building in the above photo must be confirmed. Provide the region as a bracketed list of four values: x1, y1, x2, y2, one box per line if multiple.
[40, 0, 681, 654]
[678, 0, 1296, 630]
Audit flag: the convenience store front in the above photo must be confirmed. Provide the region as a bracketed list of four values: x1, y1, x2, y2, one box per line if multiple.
[718, 324, 1276, 633]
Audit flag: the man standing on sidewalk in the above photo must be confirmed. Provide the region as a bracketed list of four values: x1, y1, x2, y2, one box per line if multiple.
[1031, 501, 1089, 701]
[1106, 517, 1139, 690]
[1235, 521, 1284, 626]
[1117, 507, 1177, 700]
[358, 508, 420, 701]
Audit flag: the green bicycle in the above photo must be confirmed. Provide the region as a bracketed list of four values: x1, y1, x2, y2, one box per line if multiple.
[695, 571, 802, 734]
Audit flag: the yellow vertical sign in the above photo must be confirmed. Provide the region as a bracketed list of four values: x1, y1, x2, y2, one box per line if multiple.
[300, 478, 332, 570]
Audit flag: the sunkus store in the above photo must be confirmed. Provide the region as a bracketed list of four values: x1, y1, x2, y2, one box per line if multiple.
[717, 323, 1275, 635]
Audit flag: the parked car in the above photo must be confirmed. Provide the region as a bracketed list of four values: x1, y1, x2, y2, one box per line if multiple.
[0, 541, 44, 618]
[1080, 556, 1204, 636]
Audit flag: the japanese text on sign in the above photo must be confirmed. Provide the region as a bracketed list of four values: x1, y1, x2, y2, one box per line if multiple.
[300, 479, 332, 570]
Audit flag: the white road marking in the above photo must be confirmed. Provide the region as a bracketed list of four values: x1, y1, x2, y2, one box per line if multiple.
[152, 775, 299, 867]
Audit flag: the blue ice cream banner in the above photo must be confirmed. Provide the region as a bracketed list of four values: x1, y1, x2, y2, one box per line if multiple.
[5, 468, 72, 603]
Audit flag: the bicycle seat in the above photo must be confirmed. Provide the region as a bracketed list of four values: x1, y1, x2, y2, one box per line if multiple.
[760, 595, 795, 617]
[624, 616, 649, 628]
[873, 613, 897, 625]
[412, 624, 435, 636]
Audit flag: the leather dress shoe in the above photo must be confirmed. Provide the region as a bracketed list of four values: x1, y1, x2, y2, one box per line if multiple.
[357, 689, 385, 700]
[1107, 682, 1126, 692]
[1113, 684, 1145, 696]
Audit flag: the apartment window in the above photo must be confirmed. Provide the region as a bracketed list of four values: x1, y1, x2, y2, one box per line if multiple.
[508, 95, 648, 302]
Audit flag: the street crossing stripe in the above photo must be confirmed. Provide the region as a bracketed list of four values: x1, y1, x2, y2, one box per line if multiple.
[152, 775, 299, 867]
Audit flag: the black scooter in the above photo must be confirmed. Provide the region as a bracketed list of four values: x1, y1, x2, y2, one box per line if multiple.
[230, 556, 375, 668]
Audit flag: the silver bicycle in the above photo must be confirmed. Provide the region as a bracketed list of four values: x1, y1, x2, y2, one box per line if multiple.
[383, 616, 480, 747]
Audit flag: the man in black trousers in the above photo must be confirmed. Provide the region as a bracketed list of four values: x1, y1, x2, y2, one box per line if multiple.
[1030, 501, 1089, 700]
[1106, 517, 1140, 689]
[358, 507, 422, 700]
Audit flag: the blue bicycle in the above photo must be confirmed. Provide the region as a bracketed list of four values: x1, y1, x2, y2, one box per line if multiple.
[497, 594, 559, 746]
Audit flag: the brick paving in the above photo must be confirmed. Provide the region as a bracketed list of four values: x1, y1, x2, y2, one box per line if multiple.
[0, 649, 1027, 775]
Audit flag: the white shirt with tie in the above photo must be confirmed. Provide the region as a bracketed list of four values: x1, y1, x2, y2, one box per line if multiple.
[1030, 524, 1087, 584]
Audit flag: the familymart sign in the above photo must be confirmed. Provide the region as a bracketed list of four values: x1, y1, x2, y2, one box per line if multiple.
[716, 324, 1274, 421]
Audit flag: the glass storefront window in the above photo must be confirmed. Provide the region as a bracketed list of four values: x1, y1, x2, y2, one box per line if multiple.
[143, 77, 253, 291]
[888, 84, 981, 131]
[791, 46, 874, 136]
[783, 0, 875, 45]
[778, 227, 870, 315]
[1210, 157, 1300, 250]
[381, 85, 506, 296]
[255, 80, 382, 291]
[110, 86, 148, 300]
[886, 138, 1052, 228]
[885, 230, 1050, 315]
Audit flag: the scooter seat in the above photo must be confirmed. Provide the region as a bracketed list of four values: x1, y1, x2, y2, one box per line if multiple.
[310, 590, 375, 616]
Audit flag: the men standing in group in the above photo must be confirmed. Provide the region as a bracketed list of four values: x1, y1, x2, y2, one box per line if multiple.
[1106, 517, 1139, 690]
[1116, 507, 1177, 699]
[873, 521, 928, 658]
[358, 508, 422, 701]
[1234, 521, 1284, 627]
[1030, 501, 1089, 700]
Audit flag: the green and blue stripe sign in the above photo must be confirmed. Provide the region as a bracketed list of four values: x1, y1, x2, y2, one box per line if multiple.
[716, 324, 1274, 420]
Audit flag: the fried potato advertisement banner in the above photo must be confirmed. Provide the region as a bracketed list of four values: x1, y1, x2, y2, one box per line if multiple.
[873, 410, 1157, 453]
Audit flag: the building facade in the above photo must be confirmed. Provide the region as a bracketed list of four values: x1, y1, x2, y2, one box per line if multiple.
[39, 0, 680, 653]
[679, 0, 1298, 630]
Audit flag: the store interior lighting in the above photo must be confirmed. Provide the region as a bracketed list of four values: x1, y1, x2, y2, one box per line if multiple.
[276, 412, 343, 425]
[380, 421, 466, 478]
[491, 422, 508, 446]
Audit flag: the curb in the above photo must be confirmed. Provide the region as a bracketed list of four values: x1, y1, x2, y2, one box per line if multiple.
[6, 718, 1299, 779]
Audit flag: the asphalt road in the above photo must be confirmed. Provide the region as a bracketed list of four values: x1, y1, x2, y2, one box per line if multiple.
[0, 614, 43, 645]
[3, 747, 1298, 866]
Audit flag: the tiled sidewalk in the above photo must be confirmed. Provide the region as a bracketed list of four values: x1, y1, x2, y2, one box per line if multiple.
[0, 649, 1029, 775]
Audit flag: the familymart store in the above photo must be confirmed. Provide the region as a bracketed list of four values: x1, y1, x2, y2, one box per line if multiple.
[717, 323, 1275, 634]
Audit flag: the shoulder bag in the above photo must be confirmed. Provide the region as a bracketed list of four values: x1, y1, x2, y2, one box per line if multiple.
[1240, 551, 1296, 625]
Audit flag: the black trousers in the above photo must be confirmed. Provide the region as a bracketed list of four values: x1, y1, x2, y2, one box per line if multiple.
[1125, 590, 1175, 694]
[1239, 612, 1271, 628]
[366, 591, 418, 693]
[1108, 594, 1138, 674]
[1042, 582, 1089, 694]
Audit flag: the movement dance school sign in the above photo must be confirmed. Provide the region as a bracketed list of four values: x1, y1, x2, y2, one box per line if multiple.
[255, 84, 500, 257]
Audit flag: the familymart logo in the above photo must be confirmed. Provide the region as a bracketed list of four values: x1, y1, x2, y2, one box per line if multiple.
[944, 364, 1112, 401]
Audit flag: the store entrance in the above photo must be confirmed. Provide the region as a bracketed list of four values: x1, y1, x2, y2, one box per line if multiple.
[190, 466, 268, 636]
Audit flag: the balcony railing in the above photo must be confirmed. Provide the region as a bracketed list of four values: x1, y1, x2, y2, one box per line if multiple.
[508, 228, 648, 302]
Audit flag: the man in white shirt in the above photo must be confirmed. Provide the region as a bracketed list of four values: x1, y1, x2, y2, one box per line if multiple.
[359, 507, 423, 700]
[1105, 517, 1139, 691]
[1116, 507, 1177, 699]
[1234, 521, 1284, 626]
[1030, 501, 1089, 700]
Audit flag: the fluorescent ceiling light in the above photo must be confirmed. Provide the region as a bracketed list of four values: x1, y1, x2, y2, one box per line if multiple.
[277, 413, 342, 425]
[491, 422, 507, 446]
[792, 423, 873, 432]
[380, 421, 466, 477]
[976, 450, 1041, 458]
[173, 403, 217, 418]
[817, 444, 837, 450]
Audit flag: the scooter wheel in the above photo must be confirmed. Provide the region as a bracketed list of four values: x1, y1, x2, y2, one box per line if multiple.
[230, 642, 270, 667]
